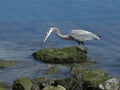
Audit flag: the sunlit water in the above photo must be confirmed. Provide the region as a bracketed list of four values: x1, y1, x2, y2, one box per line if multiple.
[0, 0, 120, 83]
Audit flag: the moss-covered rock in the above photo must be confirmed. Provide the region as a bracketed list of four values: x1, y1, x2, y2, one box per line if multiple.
[0, 60, 18, 68]
[31, 64, 108, 90]
[81, 68, 108, 87]
[55, 64, 108, 90]
[11, 64, 108, 90]
[33, 46, 87, 64]
[13, 77, 33, 90]
[70, 64, 108, 87]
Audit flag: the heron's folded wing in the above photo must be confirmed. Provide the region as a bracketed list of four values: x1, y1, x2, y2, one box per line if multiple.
[69, 30, 100, 41]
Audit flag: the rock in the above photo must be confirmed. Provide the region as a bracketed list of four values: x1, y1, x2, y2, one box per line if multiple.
[81, 68, 108, 87]
[99, 78, 120, 90]
[70, 64, 83, 80]
[55, 64, 108, 90]
[42, 85, 66, 90]
[12, 64, 110, 90]
[32, 78, 55, 89]
[33, 46, 87, 64]
[44, 66, 58, 75]
[0, 60, 18, 68]
[13, 77, 33, 90]
[55, 77, 84, 90]
[31, 84, 40, 90]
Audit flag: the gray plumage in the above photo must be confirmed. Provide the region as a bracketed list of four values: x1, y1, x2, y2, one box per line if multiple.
[68, 30, 100, 43]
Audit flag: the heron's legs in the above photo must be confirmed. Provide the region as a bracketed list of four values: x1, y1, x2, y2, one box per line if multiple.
[78, 42, 87, 51]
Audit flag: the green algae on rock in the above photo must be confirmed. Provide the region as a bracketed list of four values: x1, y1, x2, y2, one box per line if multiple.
[31, 64, 108, 90]
[33, 46, 87, 64]
[11, 65, 110, 90]
[55, 64, 108, 90]
[13, 77, 33, 90]
[0, 60, 18, 68]
[81, 68, 108, 87]
[70, 64, 108, 88]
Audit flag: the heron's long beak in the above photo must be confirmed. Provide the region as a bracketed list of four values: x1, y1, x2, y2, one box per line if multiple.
[43, 28, 53, 43]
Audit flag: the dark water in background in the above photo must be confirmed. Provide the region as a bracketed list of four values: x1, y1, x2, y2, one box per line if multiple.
[0, 0, 120, 83]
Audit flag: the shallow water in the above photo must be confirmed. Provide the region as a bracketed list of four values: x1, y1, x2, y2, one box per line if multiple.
[0, 0, 120, 83]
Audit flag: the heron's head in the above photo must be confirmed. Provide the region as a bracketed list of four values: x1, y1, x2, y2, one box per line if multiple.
[43, 26, 57, 43]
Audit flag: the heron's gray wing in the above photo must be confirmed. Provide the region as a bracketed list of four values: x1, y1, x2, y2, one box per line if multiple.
[68, 30, 100, 42]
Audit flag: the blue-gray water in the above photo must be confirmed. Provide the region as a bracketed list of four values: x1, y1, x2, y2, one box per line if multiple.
[0, 0, 120, 83]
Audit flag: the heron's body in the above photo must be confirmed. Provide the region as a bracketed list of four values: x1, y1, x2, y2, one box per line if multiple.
[43, 26, 100, 48]
[68, 30, 100, 44]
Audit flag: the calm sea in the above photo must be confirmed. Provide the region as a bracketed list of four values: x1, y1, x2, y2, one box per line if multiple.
[0, 0, 120, 83]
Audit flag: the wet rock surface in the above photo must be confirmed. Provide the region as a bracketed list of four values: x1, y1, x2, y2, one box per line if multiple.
[33, 46, 87, 64]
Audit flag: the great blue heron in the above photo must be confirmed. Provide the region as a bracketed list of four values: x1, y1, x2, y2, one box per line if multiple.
[43, 26, 101, 49]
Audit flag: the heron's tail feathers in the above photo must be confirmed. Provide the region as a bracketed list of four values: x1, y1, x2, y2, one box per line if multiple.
[93, 34, 101, 40]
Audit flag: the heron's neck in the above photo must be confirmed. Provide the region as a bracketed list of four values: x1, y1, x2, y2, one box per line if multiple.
[54, 28, 69, 39]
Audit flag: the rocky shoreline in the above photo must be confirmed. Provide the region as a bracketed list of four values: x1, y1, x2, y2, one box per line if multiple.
[0, 46, 120, 90]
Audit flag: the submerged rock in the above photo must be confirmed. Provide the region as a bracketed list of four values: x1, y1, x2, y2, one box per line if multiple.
[44, 66, 58, 75]
[33, 46, 87, 64]
[0, 60, 18, 68]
